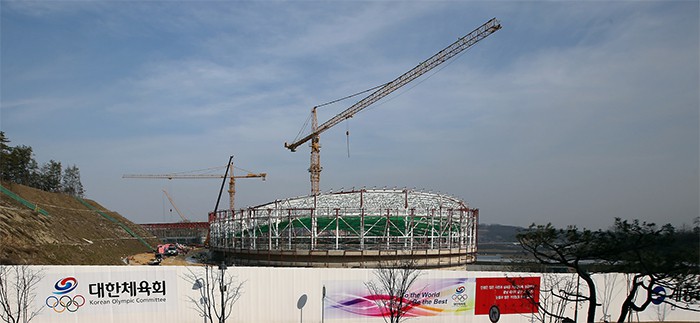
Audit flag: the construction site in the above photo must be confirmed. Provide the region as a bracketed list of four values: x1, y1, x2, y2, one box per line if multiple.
[124, 156, 267, 248]
[107, 18, 504, 269]
[208, 188, 478, 268]
[4, 3, 700, 321]
[201, 18, 501, 268]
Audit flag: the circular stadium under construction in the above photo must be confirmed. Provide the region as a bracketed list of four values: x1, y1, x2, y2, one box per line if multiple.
[208, 188, 479, 268]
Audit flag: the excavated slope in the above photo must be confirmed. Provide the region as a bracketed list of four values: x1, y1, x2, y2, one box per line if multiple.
[0, 181, 160, 265]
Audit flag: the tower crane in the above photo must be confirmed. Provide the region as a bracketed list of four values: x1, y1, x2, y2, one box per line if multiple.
[284, 18, 501, 196]
[123, 157, 266, 212]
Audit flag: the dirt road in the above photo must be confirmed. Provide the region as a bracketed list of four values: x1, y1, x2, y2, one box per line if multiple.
[128, 248, 206, 266]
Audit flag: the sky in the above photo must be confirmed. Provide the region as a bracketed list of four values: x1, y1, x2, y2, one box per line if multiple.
[1, 1, 698, 230]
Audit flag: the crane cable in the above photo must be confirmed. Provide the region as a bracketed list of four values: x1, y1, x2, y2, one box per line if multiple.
[154, 164, 260, 176]
[293, 39, 477, 143]
[316, 82, 389, 109]
[346, 119, 350, 158]
[293, 111, 313, 144]
[292, 82, 388, 144]
[356, 44, 477, 117]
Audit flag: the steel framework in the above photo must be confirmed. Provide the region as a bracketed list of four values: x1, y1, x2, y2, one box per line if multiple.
[141, 222, 209, 245]
[209, 189, 479, 268]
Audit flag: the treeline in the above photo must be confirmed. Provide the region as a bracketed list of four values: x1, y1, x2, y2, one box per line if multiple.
[478, 223, 523, 242]
[0, 132, 84, 197]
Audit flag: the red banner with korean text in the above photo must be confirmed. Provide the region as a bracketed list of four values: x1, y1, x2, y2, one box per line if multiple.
[475, 277, 540, 315]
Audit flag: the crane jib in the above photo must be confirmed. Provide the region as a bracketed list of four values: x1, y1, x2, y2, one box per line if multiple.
[285, 18, 501, 152]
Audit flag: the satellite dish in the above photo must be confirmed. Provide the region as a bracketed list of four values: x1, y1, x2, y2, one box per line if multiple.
[297, 294, 308, 309]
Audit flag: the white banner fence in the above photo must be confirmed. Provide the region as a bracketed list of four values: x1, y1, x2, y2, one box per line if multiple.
[0, 265, 697, 323]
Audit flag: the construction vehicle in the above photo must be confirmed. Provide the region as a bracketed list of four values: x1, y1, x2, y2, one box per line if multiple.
[123, 156, 266, 212]
[285, 18, 502, 196]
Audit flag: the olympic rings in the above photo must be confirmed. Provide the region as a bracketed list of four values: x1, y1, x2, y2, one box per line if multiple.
[45, 294, 85, 313]
[451, 285, 468, 303]
[452, 293, 469, 302]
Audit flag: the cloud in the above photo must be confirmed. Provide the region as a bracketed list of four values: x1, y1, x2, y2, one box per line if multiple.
[2, 1, 696, 228]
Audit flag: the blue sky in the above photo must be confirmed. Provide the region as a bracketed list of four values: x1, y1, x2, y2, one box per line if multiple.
[1, 1, 698, 229]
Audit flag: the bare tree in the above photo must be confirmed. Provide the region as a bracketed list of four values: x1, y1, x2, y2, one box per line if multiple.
[507, 274, 581, 323]
[597, 273, 622, 322]
[364, 260, 423, 323]
[184, 264, 244, 323]
[0, 265, 44, 323]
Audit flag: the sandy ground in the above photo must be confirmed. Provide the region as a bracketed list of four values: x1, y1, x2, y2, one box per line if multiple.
[128, 248, 206, 266]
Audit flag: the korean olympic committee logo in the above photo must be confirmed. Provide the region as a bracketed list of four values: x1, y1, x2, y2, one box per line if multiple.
[46, 277, 85, 313]
[452, 285, 469, 303]
[53, 277, 78, 294]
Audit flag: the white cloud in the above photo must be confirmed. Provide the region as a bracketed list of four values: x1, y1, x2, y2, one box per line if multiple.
[2, 1, 697, 228]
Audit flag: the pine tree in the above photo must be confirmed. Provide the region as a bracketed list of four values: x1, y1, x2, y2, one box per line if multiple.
[39, 160, 62, 192]
[0, 132, 11, 180]
[4, 145, 37, 185]
[62, 165, 84, 197]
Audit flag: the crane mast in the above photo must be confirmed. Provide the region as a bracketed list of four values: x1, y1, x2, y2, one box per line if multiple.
[285, 18, 502, 196]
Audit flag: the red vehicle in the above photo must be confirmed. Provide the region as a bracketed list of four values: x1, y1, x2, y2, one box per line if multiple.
[156, 244, 178, 256]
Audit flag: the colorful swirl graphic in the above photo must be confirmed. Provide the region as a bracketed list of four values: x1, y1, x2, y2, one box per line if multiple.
[333, 294, 442, 317]
[326, 278, 476, 319]
[53, 277, 78, 295]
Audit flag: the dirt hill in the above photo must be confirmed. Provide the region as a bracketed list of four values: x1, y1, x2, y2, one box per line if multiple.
[0, 181, 161, 265]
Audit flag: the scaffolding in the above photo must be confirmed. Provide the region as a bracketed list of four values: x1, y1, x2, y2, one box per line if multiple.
[209, 189, 479, 268]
